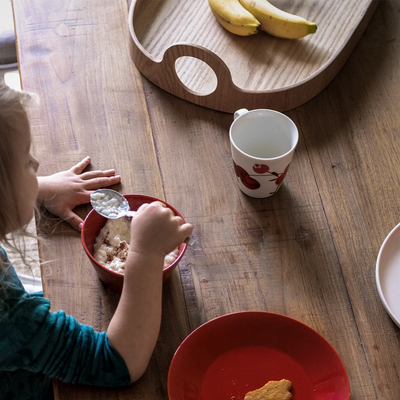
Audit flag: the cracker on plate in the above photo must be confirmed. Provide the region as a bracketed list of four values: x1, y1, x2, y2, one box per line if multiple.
[244, 379, 293, 400]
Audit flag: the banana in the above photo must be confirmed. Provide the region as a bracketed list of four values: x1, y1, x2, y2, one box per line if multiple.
[208, 0, 261, 36]
[239, 0, 317, 39]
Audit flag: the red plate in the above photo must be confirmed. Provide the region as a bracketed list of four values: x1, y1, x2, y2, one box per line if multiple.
[168, 311, 349, 400]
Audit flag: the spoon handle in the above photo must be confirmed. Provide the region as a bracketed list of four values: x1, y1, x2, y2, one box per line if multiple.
[123, 210, 137, 218]
[184, 237, 195, 246]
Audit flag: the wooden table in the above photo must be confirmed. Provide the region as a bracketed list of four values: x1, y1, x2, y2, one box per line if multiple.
[12, 0, 399, 399]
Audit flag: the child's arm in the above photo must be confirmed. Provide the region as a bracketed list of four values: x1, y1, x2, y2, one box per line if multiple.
[0, 201, 192, 387]
[107, 201, 193, 382]
[37, 156, 120, 231]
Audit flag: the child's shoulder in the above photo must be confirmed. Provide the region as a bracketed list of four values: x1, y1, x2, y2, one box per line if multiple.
[0, 246, 7, 261]
[0, 248, 24, 290]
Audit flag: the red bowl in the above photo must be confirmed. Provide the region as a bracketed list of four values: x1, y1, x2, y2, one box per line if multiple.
[81, 194, 187, 292]
[168, 311, 350, 400]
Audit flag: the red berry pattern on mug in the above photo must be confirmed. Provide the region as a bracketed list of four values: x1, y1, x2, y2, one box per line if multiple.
[233, 162, 261, 190]
[233, 162, 291, 192]
[253, 164, 269, 174]
[275, 164, 290, 185]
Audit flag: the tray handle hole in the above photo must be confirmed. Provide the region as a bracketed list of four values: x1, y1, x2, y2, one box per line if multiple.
[175, 56, 217, 96]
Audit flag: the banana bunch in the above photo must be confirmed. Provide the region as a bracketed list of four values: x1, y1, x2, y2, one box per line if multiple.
[208, 0, 317, 39]
[208, 0, 261, 36]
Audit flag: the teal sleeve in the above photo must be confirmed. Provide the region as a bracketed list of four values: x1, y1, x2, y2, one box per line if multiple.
[0, 248, 131, 396]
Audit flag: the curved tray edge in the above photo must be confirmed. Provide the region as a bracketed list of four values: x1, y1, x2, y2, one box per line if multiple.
[128, 0, 379, 113]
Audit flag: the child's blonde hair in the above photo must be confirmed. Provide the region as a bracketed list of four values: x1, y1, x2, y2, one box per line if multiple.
[0, 81, 39, 271]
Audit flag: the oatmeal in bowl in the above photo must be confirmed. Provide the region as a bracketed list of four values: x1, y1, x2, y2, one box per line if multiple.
[94, 217, 179, 274]
[81, 194, 188, 292]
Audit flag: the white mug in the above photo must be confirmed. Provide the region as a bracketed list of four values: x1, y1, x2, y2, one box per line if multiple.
[230, 108, 299, 198]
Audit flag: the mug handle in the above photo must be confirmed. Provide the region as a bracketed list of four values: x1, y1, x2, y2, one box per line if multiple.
[234, 108, 249, 120]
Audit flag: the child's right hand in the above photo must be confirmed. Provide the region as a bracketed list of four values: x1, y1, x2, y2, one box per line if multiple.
[128, 201, 193, 260]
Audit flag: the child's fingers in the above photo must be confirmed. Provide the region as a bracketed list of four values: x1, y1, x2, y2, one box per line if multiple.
[81, 169, 117, 179]
[80, 169, 117, 180]
[136, 203, 150, 213]
[83, 174, 121, 190]
[62, 210, 84, 231]
[136, 201, 170, 214]
[135, 201, 188, 229]
[181, 223, 193, 237]
[178, 223, 193, 244]
[69, 156, 91, 174]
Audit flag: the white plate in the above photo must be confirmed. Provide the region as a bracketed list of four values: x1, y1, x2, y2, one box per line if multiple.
[376, 223, 400, 327]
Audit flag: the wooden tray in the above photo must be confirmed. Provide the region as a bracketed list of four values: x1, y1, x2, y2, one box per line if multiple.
[128, 0, 378, 113]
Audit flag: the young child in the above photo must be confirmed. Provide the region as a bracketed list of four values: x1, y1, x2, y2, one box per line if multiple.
[0, 81, 193, 399]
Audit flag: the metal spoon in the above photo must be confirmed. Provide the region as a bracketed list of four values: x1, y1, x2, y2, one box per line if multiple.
[90, 189, 194, 245]
[90, 188, 136, 219]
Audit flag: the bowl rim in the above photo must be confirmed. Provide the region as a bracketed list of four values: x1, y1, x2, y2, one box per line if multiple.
[81, 194, 188, 279]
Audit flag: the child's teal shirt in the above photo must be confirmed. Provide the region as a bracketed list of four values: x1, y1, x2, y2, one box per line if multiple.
[0, 248, 131, 400]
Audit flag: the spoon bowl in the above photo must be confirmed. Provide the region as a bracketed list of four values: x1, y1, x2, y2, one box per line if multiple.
[90, 188, 136, 219]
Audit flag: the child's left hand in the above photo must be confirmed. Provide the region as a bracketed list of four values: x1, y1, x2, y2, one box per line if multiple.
[37, 156, 121, 231]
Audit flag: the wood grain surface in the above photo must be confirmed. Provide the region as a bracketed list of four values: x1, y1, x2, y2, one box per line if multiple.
[12, 0, 400, 399]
